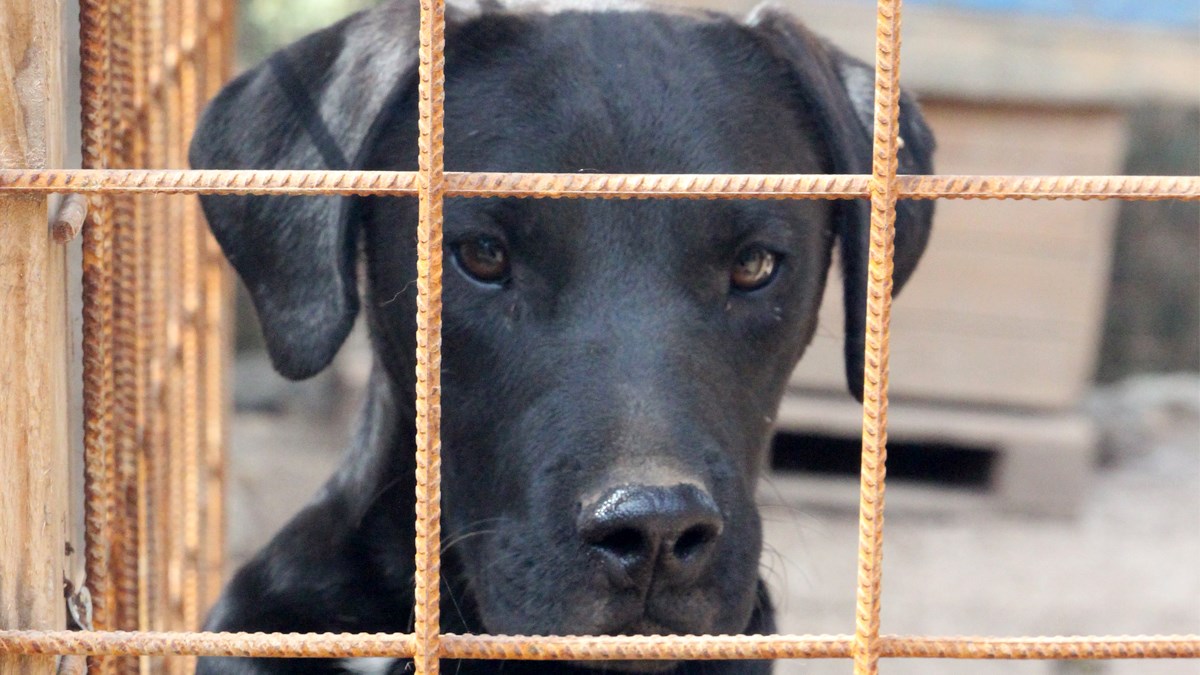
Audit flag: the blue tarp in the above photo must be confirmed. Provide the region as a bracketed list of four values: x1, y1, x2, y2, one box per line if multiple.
[902, 0, 1199, 29]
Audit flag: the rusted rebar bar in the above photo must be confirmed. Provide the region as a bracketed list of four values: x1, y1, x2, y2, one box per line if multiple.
[107, 5, 143, 667]
[129, 0, 152, 655]
[1, 631, 1198, 661]
[852, 1, 904, 673]
[141, 4, 170, 667]
[177, 0, 206, 645]
[79, 3, 117, 674]
[2, 170, 1197, 200]
[414, 0, 448, 674]
[199, 0, 236, 617]
[162, 8, 193, 675]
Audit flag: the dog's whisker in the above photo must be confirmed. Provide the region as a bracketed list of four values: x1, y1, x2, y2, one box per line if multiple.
[440, 528, 500, 555]
[758, 542, 793, 603]
[377, 279, 417, 307]
[441, 577, 471, 636]
[758, 474, 824, 529]
[441, 517, 509, 554]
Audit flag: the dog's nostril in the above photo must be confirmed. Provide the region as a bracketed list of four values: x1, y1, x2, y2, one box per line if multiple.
[673, 523, 719, 561]
[590, 527, 647, 560]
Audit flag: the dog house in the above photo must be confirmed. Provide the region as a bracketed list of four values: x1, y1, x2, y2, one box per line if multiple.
[0, 1, 1197, 674]
[751, 0, 1194, 516]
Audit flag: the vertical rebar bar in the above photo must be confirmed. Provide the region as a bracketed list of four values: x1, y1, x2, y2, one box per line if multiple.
[130, 7, 152, 671]
[852, 1, 904, 674]
[163, 6, 190, 671]
[141, 5, 169, 667]
[178, 0, 206, 644]
[414, 0, 447, 673]
[143, 2, 177, 668]
[200, 0, 237, 612]
[108, 7, 144, 672]
[79, 1, 116, 672]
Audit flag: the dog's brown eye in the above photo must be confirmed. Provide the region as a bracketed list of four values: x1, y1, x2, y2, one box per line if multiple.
[730, 246, 778, 291]
[454, 236, 510, 284]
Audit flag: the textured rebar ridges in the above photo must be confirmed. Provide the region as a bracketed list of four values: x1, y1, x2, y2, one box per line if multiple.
[0, 631, 416, 659]
[162, 5, 193, 674]
[164, 4, 193, 668]
[2, 170, 1198, 200]
[444, 635, 1200, 661]
[141, 5, 171, 673]
[441, 635, 853, 660]
[852, 2, 903, 674]
[1, 631, 1198, 660]
[877, 636, 1200, 660]
[79, 5, 117, 675]
[200, 0, 236, 623]
[414, 1, 447, 675]
[900, 175, 1200, 200]
[177, 3, 206, 659]
[76, 4, 235, 675]
[108, 8, 142, 675]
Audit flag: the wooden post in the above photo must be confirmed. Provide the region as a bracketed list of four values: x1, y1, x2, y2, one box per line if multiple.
[0, 1, 70, 674]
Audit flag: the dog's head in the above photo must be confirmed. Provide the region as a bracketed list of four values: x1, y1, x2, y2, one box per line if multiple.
[192, 0, 933, 649]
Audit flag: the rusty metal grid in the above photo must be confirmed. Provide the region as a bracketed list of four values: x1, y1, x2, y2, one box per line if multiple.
[0, 1, 1198, 675]
[49, 1, 239, 675]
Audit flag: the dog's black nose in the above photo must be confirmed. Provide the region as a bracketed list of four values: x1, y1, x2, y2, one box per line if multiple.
[578, 483, 723, 588]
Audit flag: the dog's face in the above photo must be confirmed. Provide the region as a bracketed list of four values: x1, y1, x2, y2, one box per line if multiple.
[363, 12, 837, 639]
[191, 0, 934, 652]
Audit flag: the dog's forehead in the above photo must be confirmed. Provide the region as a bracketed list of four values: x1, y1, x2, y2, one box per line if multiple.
[435, 9, 825, 176]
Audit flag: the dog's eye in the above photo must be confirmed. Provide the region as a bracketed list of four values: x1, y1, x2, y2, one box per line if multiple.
[730, 245, 778, 292]
[453, 236, 510, 285]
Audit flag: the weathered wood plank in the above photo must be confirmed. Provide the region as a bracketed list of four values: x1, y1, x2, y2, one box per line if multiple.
[0, 1, 69, 674]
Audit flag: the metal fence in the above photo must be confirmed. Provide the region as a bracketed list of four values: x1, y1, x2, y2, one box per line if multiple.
[0, 1, 1198, 675]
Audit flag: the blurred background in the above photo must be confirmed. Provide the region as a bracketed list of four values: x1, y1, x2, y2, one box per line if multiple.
[219, 2, 1199, 674]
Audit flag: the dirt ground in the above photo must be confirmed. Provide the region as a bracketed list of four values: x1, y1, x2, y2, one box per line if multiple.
[226, 369, 1199, 675]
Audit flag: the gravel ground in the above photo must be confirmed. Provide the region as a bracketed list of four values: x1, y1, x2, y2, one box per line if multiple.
[226, 372, 1199, 675]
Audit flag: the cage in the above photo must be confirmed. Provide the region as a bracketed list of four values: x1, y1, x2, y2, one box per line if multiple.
[0, 2, 1197, 675]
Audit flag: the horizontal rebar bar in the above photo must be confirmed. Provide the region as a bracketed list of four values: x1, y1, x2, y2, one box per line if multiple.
[0, 631, 1196, 660]
[0, 170, 1196, 200]
[0, 631, 414, 659]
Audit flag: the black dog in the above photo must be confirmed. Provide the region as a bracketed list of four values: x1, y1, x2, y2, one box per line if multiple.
[190, 1, 933, 673]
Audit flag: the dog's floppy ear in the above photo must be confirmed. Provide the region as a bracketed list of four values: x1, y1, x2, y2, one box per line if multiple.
[189, 2, 424, 379]
[747, 5, 935, 401]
